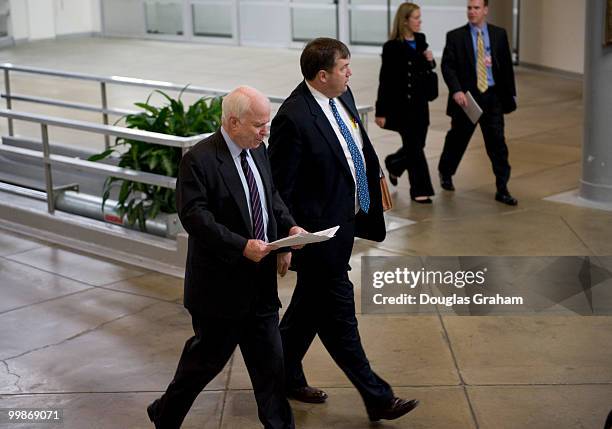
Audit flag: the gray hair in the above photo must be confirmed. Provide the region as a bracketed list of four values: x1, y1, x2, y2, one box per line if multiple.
[221, 85, 268, 122]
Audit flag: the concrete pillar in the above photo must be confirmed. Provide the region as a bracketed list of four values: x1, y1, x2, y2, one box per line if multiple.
[581, 0, 612, 203]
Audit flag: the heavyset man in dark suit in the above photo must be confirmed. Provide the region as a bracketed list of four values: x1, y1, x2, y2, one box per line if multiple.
[438, 0, 518, 205]
[147, 86, 302, 429]
[268, 37, 419, 422]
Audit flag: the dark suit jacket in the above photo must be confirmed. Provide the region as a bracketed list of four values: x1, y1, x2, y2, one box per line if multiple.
[375, 33, 436, 131]
[176, 129, 295, 318]
[268, 82, 386, 275]
[442, 23, 517, 117]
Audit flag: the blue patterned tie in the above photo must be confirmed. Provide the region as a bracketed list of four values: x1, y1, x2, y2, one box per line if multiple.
[240, 150, 265, 241]
[329, 98, 370, 213]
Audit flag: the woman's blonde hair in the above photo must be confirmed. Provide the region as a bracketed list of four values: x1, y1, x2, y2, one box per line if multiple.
[389, 2, 420, 41]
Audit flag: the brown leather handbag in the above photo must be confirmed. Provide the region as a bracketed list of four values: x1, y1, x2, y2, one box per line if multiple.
[380, 169, 393, 211]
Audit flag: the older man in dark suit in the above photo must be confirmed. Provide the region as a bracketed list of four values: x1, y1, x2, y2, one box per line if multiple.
[268, 37, 419, 422]
[438, 0, 518, 205]
[147, 86, 302, 429]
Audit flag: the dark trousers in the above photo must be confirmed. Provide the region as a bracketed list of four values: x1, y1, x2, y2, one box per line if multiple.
[153, 310, 294, 429]
[385, 123, 435, 198]
[279, 270, 394, 410]
[438, 89, 511, 192]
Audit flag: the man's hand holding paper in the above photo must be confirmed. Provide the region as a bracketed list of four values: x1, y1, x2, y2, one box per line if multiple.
[453, 91, 468, 108]
[274, 226, 340, 276]
[287, 225, 309, 249]
[269, 226, 340, 250]
[462, 91, 483, 124]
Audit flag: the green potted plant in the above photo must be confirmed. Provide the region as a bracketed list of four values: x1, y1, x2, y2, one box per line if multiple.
[89, 89, 223, 232]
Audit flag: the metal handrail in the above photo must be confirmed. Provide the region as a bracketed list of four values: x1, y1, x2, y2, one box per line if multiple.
[0, 93, 135, 117]
[0, 63, 239, 98]
[0, 109, 203, 148]
[0, 63, 374, 134]
[0, 108, 209, 214]
[0, 144, 178, 189]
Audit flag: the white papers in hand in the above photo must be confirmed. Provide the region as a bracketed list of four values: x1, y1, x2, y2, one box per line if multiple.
[268, 226, 340, 249]
[463, 91, 483, 124]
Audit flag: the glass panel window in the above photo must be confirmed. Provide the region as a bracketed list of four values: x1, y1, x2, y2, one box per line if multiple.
[145, 0, 183, 35]
[349, 0, 388, 46]
[291, 0, 337, 42]
[192, 3, 233, 38]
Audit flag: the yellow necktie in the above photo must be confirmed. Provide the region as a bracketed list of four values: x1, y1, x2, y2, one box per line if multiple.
[477, 30, 488, 93]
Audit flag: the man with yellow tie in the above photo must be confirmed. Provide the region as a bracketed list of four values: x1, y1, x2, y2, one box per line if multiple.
[438, 0, 518, 205]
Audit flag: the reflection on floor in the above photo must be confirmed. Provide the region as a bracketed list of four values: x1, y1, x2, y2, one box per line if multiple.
[0, 37, 611, 429]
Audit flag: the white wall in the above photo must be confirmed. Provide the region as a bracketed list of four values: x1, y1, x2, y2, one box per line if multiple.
[421, 5, 468, 56]
[239, 2, 290, 47]
[8, 0, 28, 40]
[54, 0, 99, 35]
[90, 0, 100, 32]
[519, 0, 585, 74]
[27, 0, 55, 40]
[9, 0, 101, 42]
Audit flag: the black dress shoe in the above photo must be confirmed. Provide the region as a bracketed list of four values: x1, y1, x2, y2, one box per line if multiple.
[367, 397, 419, 421]
[439, 174, 455, 191]
[411, 197, 432, 204]
[288, 386, 328, 403]
[147, 399, 160, 428]
[388, 173, 398, 187]
[495, 191, 518, 206]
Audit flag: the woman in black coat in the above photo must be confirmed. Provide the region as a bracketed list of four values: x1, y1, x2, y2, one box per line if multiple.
[375, 2, 437, 203]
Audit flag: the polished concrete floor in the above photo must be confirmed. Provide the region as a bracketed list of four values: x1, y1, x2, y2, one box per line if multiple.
[1, 37, 611, 429]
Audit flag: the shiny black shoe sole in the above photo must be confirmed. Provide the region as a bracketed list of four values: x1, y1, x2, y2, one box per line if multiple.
[495, 192, 518, 206]
[368, 399, 420, 421]
[287, 388, 328, 404]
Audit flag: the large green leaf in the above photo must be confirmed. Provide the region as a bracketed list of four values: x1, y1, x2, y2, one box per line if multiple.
[160, 152, 175, 177]
[134, 102, 160, 116]
[118, 180, 132, 205]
